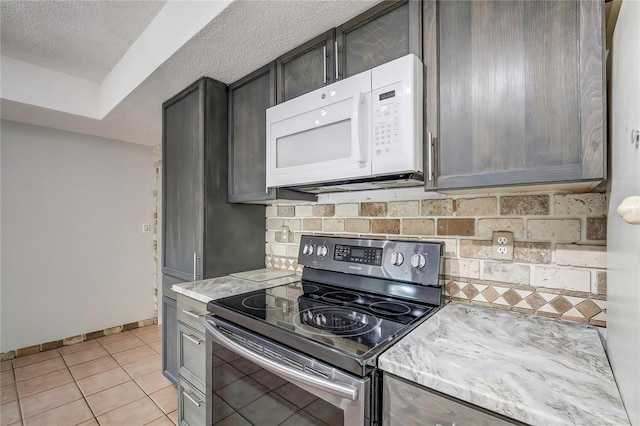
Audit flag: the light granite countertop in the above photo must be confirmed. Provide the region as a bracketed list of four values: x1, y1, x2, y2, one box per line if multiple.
[171, 269, 301, 304]
[379, 302, 630, 426]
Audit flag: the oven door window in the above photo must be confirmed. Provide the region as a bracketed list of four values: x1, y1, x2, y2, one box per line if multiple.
[211, 341, 345, 425]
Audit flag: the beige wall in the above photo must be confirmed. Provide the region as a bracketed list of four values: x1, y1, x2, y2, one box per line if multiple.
[266, 191, 607, 326]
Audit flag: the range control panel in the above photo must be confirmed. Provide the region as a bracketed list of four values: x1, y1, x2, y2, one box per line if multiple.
[334, 245, 382, 266]
[298, 235, 444, 286]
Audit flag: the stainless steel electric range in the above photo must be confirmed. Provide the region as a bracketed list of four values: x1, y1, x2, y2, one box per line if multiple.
[204, 235, 444, 426]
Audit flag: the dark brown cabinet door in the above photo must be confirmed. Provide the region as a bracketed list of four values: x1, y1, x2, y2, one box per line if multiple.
[228, 63, 276, 202]
[425, 0, 605, 190]
[336, 0, 422, 79]
[162, 295, 178, 385]
[162, 83, 203, 281]
[276, 30, 335, 103]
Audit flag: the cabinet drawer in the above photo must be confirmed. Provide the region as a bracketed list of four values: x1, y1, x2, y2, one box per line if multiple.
[177, 294, 207, 333]
[177, 323, 205, 393]
[178, 379, 206, 426]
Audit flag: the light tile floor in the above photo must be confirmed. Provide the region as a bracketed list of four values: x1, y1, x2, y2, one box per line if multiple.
[0, 325, 177, 426]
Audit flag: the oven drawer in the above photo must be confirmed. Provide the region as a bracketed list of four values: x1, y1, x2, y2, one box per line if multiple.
[178, 323, 205, 393]
[178, 378, 206, 426]
[177, 294, 207, 333]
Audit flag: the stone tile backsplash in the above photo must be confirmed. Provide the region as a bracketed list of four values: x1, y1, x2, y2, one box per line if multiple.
[265, 192, 608, 326]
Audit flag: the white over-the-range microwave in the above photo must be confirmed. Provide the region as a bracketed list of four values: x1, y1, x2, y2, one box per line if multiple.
[266, 54, 424, 193]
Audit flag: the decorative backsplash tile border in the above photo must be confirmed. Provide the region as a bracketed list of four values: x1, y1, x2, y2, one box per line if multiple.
[444, 278, 606, 326]
[265, 192, 608, 327]
[153, 144, 162, 321]
[0, 318, 156, 362]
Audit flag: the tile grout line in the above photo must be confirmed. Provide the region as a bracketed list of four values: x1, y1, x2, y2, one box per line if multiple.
[8, 326, 171, 426]
[90, 336, 164, 424]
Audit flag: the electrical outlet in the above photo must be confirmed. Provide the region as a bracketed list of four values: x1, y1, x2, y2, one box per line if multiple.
[142, 223, 150, 233]
[492, 231, 514, 260]
[281, 225, 290, 243]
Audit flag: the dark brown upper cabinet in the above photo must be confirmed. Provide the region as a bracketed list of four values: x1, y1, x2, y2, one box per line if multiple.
[228, 63, 317, 203]
[423, 0, 606, 190]
[228, 63, 276, 202]
[336, 0, 422, 79]
[275, 0, 422, 103]
[276, 30, 335, 104]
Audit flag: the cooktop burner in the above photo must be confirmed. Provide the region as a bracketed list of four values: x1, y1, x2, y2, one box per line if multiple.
[209, 281, 435, 357]
[294, 305, 376, 337]
[241, 294, 293, 311]
[321, 291, 361, 303]
[369, 301, 412, 316]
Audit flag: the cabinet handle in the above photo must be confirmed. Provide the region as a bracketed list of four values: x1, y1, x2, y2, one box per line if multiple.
[184, 391, 202, 407]
[323, 46, 327, 84]
[183, 333, 202, 345]
[335, 40, 340, 80]
[181, 309, 202, 319]
[192, 252, 200, 281]
[427, 132, 434, 182]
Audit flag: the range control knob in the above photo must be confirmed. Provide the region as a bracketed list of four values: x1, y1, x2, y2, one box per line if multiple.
[390, 251, 404, 266]
[411, 253, 427, 269]
[302, 243, 314, 256]
[317, 245, 328, 258]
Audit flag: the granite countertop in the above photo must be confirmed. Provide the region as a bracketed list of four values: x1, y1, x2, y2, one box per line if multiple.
[379, 302, 630, 426]
[171, 269, 301, 304]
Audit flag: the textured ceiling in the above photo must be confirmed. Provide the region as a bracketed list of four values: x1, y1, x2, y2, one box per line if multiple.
[0, 0, 166, 81]
[0, 0, 380, 146]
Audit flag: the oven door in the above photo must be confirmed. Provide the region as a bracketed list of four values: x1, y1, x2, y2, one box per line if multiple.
[205, 316, 369, 426]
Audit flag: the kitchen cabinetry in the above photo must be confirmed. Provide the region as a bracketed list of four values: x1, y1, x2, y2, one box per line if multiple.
[162, 78, 265, 386]
[276, 31, 335, 103]
[228, 64, 316, 203]
[336, 0, 421, 79]
[274, 0, 421, 101]
[162, 295, 178, 385]
[423, 0, 605, 190]
[178, 370, 206, 426]
[162, 77, 265, 278]
[176, 294, 207, 426]
[383, 374, 520, 426]
[162, 273, 183, 385]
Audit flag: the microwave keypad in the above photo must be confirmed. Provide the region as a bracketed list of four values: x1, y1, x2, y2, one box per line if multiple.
[374, 103, 400, 157]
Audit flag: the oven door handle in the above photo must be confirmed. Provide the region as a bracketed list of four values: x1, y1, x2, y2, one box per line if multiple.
[205, 320, 359, 401]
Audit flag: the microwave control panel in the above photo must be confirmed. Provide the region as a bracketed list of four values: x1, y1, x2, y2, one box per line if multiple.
[373, 84, 402, 159]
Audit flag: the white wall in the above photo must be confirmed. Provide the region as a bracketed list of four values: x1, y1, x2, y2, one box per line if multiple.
[607, 1, 640, 424]
[0, 120, 155, 352]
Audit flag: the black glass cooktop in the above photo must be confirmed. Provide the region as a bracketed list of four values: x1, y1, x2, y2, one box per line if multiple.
[208, 281, 436, 358]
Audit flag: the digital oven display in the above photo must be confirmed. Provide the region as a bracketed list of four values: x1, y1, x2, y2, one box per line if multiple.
[379, 90, 396, 101]
[334, 245, 383, 266]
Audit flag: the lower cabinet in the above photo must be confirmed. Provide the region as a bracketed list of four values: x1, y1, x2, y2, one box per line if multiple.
[178, 379, 206, 426]
[162, 296, 178, 385]
[383, 374, 520, 426]
[176, 294, 208, 425]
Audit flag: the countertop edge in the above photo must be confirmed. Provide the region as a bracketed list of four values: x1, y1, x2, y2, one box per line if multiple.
[170, 272, 302, 305]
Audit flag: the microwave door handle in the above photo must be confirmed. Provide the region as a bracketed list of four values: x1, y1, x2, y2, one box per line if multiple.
[353, 92, 367, 165]
[205, 319, 359, 401]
